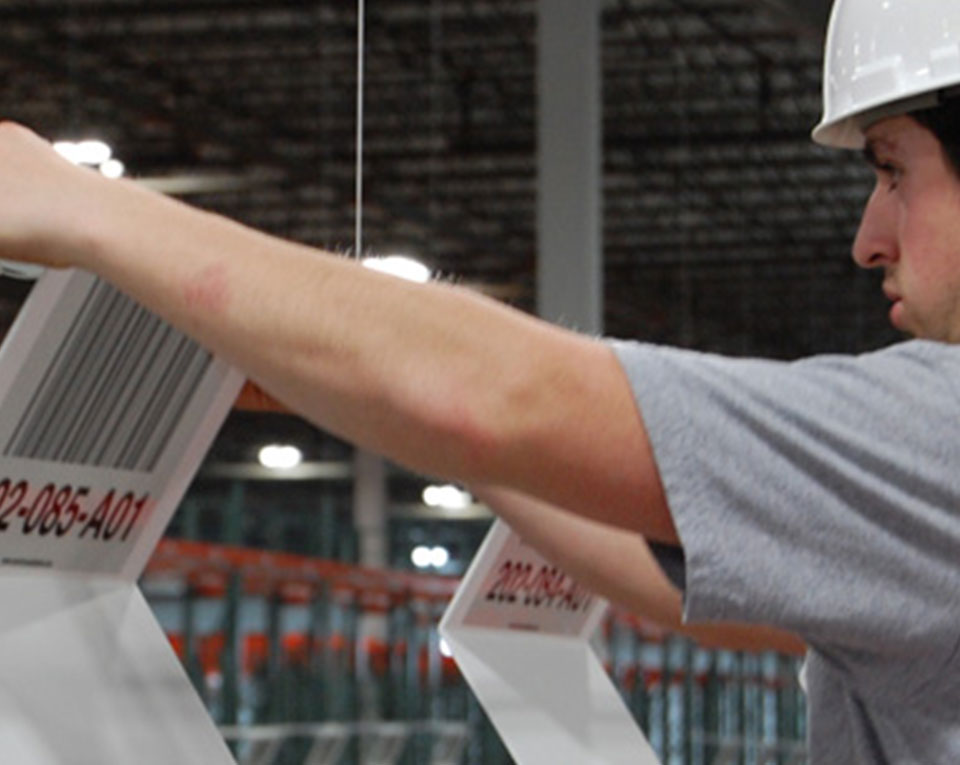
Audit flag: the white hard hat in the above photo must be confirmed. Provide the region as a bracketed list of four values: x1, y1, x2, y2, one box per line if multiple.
[812, 0, 960, 149]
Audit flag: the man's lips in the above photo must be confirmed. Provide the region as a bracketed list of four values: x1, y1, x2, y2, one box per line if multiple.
[882, 284, 907, 329]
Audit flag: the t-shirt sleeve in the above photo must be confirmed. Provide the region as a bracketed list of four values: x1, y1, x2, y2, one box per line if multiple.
[610, 339, 960, 653]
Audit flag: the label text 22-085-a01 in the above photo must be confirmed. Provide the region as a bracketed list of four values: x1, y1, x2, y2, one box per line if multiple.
[0, 480, 148, 542]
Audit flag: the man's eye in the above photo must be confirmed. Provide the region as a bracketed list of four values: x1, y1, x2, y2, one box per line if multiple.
[877, 163, 901, 186]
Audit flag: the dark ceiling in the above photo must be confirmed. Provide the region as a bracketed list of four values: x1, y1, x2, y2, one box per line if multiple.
[0, 1, 901, 513]
[0, 0, 897, 357]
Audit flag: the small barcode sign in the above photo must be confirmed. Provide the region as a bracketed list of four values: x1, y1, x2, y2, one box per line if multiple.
[4, 279, 211, 472]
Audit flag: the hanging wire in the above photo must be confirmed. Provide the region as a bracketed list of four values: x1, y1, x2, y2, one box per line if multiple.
[355, 0, 366, 258]
[428, 0, 441, 267]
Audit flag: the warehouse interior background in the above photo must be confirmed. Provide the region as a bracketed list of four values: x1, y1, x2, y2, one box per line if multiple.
[0, 0, 893, 763]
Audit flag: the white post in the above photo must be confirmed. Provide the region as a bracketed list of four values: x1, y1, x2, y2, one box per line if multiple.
[353, 449, 389, 718]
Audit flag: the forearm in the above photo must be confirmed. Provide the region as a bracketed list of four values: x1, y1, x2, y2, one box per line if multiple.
[0, 124, 675, 542]
[473, 485, 680, 624]
[81, 181, 530, 470]
[476, 486, 805, 655]
[71, 174, 676, 540]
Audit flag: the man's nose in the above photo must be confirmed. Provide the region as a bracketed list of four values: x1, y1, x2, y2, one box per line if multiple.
[851, 185, 898, 269]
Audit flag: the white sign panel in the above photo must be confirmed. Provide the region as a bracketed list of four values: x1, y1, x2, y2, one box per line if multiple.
[441, 519, 662, 765]
[0, 572, 235, 765]
[444, 518, 604, 637]
[0, 266, 243, 764]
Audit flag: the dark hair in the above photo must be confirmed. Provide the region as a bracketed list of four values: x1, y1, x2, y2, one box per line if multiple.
[911, 96, 960, 177]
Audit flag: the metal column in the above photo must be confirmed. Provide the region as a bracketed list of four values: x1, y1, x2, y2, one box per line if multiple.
[537, 0, 603, 333]
[354, 449, 389, 720]
[354, 450, 388, 570]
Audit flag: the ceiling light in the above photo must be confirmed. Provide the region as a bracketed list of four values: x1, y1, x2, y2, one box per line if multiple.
[429, 546, 450, 568]
[258, 444, 302, 470]
[54, 139, 113, 166]
[53, 142, 77, 163]
[362, 255, 431, 283]
[99, 158, 125, 179]
[411, 544, 450, 569]
[422, 484, 472, 510]
[411, 545, 433, 569]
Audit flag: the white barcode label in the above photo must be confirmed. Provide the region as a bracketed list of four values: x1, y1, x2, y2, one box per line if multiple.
[4, 279, 211, 472]
[0, 268, 243, 579]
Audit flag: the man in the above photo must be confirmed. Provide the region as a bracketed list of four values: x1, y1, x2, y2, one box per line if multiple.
[0, 0, 957, 760]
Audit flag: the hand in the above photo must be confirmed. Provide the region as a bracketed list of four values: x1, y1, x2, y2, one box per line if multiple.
[0, 122, 108, 268]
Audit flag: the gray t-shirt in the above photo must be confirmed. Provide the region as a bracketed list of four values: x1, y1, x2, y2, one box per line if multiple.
[611, 339, 960, 764]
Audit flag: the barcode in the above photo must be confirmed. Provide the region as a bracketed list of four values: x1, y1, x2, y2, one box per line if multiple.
[5, 279, 212, 472]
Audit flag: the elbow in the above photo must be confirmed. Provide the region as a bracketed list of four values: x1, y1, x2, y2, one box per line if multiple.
[382, 371, 508, 485]
[424, 370, 548, 487]
[428, 394, 507, 484]
[386, 317, 578, 488]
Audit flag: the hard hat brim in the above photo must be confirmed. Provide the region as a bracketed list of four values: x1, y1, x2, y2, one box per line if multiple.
[812, 90, 944, 150]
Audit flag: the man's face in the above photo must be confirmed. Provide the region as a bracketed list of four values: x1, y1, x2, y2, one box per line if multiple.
[852, 115, 960, 343]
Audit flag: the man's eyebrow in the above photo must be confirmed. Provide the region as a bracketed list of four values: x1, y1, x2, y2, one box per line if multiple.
[862, 136, 899, 168]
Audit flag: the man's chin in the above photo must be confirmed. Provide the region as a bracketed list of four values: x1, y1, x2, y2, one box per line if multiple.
[888, 305, 930, 341]
[895, 313, 958, 344]
[888, 300, 907, 331]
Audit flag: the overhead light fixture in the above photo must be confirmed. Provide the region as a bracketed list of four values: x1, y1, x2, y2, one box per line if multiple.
[54, 139, 125, 179]
[99, 158, 125, 179]
[54, 139, 112, 165]
[258, 444, 303, 470]
[422, 484, 472, 511]
[411, 545, 450, 570]
[411, 545, 433, 568]
[429, 546, 450, 568]
[362, 255, 431, 284]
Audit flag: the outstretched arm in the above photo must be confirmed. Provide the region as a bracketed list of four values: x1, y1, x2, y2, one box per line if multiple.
[0, 123, 676, 543]
[474, 486, 805, 655]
